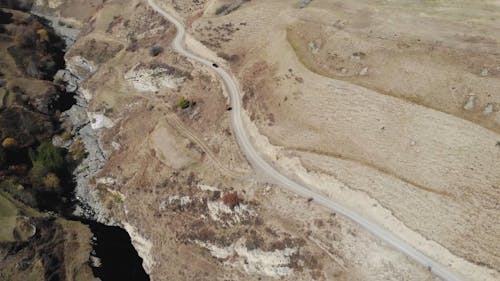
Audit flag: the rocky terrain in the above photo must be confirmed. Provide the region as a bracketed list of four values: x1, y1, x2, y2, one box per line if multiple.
[1, 0, 498, 281]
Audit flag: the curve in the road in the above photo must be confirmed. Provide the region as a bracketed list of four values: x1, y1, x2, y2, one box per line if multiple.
[147, 1, 464, 280]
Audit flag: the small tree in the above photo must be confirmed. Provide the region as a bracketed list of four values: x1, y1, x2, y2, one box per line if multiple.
[30, 142, 64, 171]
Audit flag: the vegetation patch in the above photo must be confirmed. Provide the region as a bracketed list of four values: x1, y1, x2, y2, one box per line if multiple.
[178, 96, 191, 109]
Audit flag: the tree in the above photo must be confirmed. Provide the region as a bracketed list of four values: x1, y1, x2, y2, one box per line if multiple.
[30, 142, 64, 171]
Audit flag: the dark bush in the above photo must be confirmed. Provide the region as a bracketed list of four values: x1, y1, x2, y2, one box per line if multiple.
[149, 46, 163, 57]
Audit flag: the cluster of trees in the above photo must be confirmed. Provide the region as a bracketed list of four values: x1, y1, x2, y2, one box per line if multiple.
[28, 141, 65, 191]
[7, 15, 65, 80]
[1, 137, 69, 194]
[0, 7, 81, 213]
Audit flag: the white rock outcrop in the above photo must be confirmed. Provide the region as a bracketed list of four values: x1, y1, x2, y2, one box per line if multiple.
[206, 201, 255, 227]
[88, 113, 114, 130]
[196, 239, 297, 278]
[125, 64, 186, 92]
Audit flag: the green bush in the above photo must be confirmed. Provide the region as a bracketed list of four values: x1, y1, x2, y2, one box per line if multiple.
[29, 142, 64, 171]
[178, 97, 190, 109]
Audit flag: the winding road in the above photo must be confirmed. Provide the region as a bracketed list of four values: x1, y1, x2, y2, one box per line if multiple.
[147, 1, 464, 280]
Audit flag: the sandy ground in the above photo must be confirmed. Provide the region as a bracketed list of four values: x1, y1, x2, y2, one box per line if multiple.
[35, 0, 499, 280]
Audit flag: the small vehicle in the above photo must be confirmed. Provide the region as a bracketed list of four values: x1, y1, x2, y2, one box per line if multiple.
[226, 106, 232, 111]
[212, 63, 219, 68]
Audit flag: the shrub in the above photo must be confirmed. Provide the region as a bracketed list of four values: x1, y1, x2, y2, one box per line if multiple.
[69, 139, 86, 162]
[61, 130, 72, 142]
[178, 97, 190, 109]
[149, 46, 163, 57]
[222, 192, 240, 209]
[2, 137, 17, 149]
[30, 142, 64, 171]
[43, 173, 60, 189]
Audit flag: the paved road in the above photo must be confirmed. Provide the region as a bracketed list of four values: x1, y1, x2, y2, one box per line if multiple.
[147, 1, 464, 280]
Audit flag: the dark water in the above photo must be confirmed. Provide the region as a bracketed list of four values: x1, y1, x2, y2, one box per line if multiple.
[51, 202, 151, 281]
[50, 89, 76, 112]
[85, 221, 151, 281]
